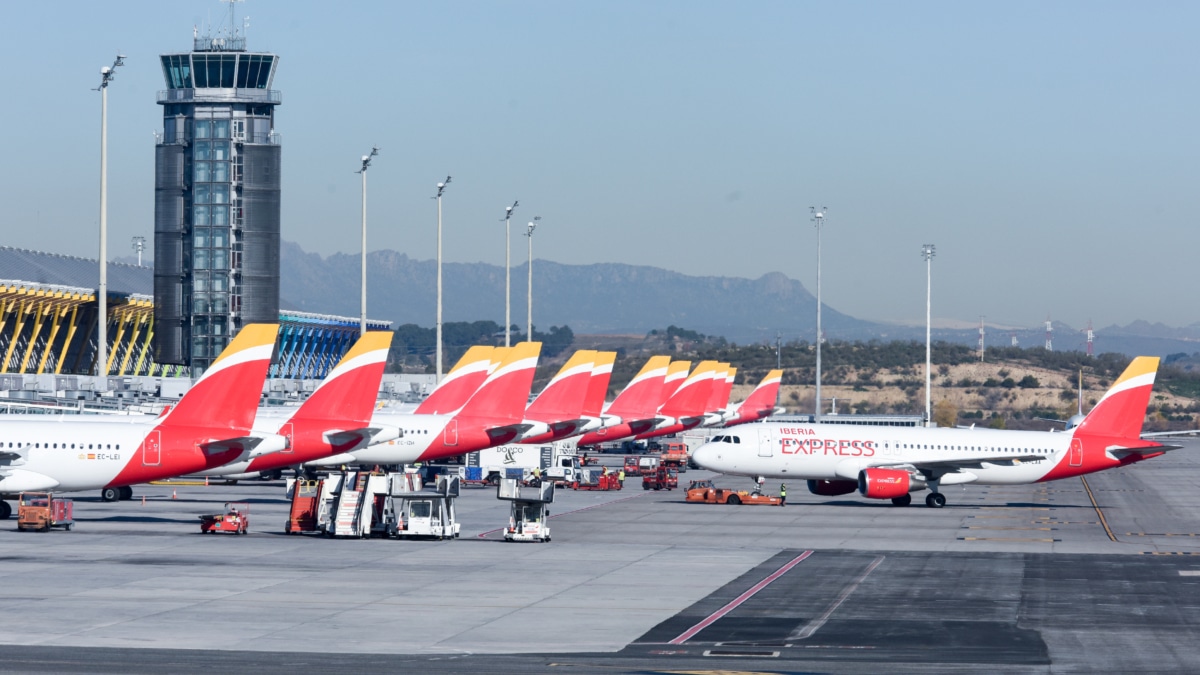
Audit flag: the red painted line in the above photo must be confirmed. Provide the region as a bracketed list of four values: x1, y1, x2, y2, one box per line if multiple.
[475, 491, 649, 539]
[667, 550, 814, 645]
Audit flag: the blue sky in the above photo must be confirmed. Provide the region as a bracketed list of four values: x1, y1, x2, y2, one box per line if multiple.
[1, 1, 1196, 332]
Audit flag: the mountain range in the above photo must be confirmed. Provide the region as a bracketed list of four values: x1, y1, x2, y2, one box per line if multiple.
[277, 241, 1200, 358]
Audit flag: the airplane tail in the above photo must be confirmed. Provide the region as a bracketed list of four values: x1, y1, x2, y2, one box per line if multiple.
[704, 364, 734, 413]
[606, 355, 671, 419]
[456, 342, 542, 423]
[1074, 357, 1160, 439]
[659, 360, 692, 402]
[732, 369, 784, 421]
[289, 331, 393, 426]
[660, 361, 720, 419]
[414, 345, 495, 415]
[160, 324, 278, 431]
[526, 349, 596, 419]
[583, 351, 617, 417]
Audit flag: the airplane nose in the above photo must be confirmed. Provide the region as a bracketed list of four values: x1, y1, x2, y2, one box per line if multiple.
[692, 443, 719, 470]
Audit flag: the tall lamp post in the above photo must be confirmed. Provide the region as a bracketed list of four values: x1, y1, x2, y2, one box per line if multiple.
[434, 176, 451, 382]
[810, 206, 828, 418]
[131, 236, 145, 267]
[922, 244, 936, 426]
[96, 52, 125, 378]
[356, 147, 379, 336]
[525, 216, 541, 341]
[502, 201, 518, 346]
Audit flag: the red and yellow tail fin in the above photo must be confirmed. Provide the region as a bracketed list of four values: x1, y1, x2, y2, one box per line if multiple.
[414, 345, 495, 415]
[161, 323, 278, 432]
[659, 360, 692, 403]
[583, 351, 617, 417]
[1075, 357, 1160, 439]
[291, 331, 393, 426]
[660, 360, 720, 418]
[606, 355, 671, 418]
[456, 342, 542, 423]
[527, 350, 596, 419]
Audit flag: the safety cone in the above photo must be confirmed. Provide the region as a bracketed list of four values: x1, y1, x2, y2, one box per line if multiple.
[141, 495, 145, 506]
[205, 476, 209, 487]
[172, 488, 177, 500]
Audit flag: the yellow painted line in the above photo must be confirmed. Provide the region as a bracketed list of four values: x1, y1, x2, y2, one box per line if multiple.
[1124, 533, 1200, 538]
[958, 537, 1058, 543]
[1080, 475, 1118, 543]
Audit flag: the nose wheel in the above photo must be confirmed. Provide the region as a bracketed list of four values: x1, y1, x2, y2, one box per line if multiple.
[925, 492, 946, 508]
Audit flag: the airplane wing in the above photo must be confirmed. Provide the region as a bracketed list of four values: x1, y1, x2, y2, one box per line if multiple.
[836, 453, 1049, 480]
[324, 426, 401, 448]
[0, 446, 29, 475]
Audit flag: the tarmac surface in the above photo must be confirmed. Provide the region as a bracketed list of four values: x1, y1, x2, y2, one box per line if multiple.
[1, 446, 1199, 674]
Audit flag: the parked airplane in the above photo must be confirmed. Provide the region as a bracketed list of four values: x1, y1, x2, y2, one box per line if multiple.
[575, 356, 673, 447]
[411, 345, 496, 415]
[693, 357, 1171, 508]
[0, 324, 282, 518]
[636, 361, 724, 441]
[193, 331, 398, 480]
[304, 342, 543, 468]
[699, 365, 737, 427]
[721, 369, 784, 427]
[517, 350, 616, 444]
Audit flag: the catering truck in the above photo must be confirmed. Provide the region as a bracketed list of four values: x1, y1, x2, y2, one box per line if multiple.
[466, 441, 581, 485]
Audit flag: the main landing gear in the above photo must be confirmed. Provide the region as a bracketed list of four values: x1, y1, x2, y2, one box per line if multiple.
[101, 486, 134, 502]
[0, 500, 10, 519]
[891, 494, 912, 507]
[925, 492, 946, 508]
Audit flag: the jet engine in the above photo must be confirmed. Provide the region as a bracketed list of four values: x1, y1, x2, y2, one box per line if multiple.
[857, 468, 913, 500]
[807, 479, 857, 496]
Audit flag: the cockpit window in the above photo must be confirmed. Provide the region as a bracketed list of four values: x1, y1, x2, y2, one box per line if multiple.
[732, 436, 740, 444]
[713, 435, 725, 443]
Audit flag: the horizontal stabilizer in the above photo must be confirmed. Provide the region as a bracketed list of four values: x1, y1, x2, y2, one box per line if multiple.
[323, 426, 401, 449]
[200, 433, 289, 459]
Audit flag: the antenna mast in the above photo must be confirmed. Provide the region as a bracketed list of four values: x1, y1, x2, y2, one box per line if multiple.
[1044, 316, 1053, 351]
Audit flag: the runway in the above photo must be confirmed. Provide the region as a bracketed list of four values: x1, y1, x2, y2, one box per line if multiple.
[0, 444, 1198, 673]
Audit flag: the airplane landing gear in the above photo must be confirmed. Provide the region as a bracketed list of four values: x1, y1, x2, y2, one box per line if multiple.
[926, 492, 946, 508]
[119, 486, 133, 501]
[752, 476, 765, 495]
[0, 500, 10, 519]
[891, 494, 912, 507]
[101, 487, 120, 502]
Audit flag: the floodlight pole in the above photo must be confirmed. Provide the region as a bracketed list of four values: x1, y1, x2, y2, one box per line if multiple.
[525, 217, 540, 341]
[96, 53, 124, 378]
[503, 201, 518, 346]
[811, 206, 828, 419]
[357, 147, 379, 337]
[434, 176, 451, 382]
[922, 244, 936, 426]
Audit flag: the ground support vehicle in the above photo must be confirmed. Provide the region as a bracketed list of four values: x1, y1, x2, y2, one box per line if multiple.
[642, 466, 678, 491]
[571, 469, 622, 491]
[636, 455, 660, 476]
[659, 441, 689, 473]
[285, 479, 322, 533]
[622, 455, 640, 475]
[199, 503, 249, 535]
[467, 442, 581, 485]
[497, 478, 554, 542]
[385, 476, 461, 540]
[684, 480, 782, 505]
[16, 493, 74, 532]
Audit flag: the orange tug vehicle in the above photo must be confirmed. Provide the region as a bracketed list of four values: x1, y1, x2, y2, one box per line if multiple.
[199, 502, 250, 535]
[642, 465, 678, 491]
[17, 493, 74, 532]
[684, 480, 782, 505]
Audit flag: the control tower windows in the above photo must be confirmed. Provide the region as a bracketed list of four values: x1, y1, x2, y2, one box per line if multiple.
[193, 54, 238, 88]
[161, 55, 193, 89]
[236, 55, 275, 89]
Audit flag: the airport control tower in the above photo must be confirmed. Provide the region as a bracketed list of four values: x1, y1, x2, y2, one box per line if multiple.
[153, 22, 281, 376]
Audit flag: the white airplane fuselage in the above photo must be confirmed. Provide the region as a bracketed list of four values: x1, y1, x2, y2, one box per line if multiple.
[693, 423, 1076, 486]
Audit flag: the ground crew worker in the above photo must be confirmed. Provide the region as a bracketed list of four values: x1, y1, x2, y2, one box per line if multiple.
[618, 469, 625, 486]
[780, 483, 787, 507]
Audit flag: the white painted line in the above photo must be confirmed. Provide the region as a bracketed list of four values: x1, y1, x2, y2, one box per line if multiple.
[790, 555, 886, 640]
[1180, 571, 1200, 576]
[668, 550, 814, 645]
